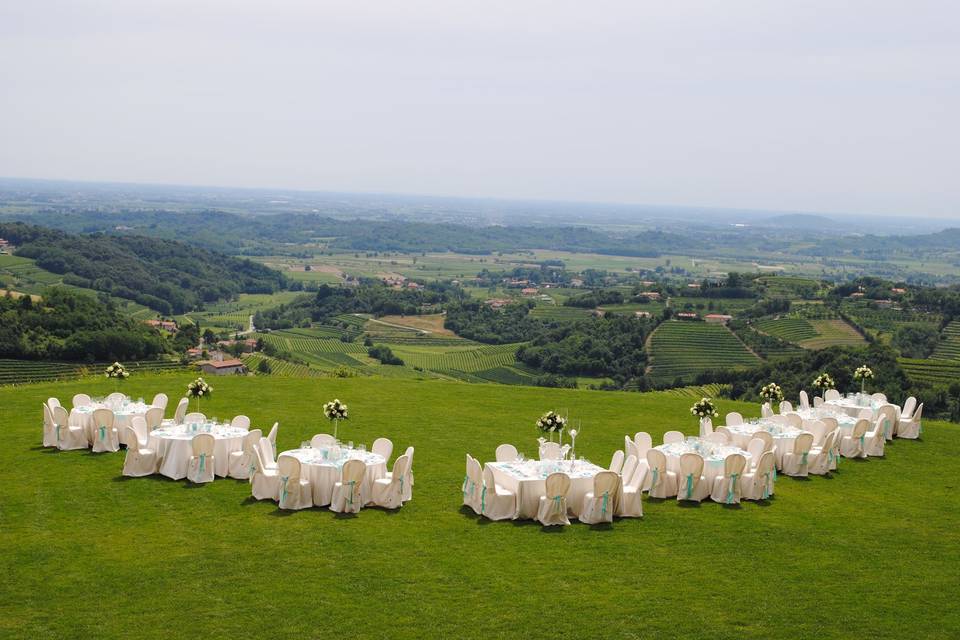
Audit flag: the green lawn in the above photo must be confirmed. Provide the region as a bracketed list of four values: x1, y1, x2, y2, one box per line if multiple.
[1, 374, 958, 639]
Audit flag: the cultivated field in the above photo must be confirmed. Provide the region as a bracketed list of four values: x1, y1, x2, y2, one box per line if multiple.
[931, 320, 960, 361]
[647, 321, 759, 384]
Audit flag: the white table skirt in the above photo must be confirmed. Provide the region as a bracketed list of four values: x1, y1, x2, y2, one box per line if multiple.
[824, 399, 900, 421]
[727, 422, 802, 451]
[71, 402, 153, 446]
[149, 425, 247, 479]
[488, 460, 616, 519]
[654, 442, 753, 486]
[282, 448, 387, 506]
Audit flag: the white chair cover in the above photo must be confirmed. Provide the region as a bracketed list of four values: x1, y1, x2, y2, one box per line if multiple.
[742, 451, 775, 501]
[183, 412, 206, 425]
[725, 412, 743, 426]
[106, 392, 125, 407]
[808, 430, 837, 475]
[72, 393, 92, 408]
[277, 455, 313, 510]
[330, 459, 366, 513]
[54, 405, 86, 450]
[267, 422, 279, 449]
[258, 436, 278, 470]
[784, 413, 803, 429]
[231, 415, 251, 431]
[122, 427, 158, 477]
[462, 455, 483, 513]
[131, 416, 150, 448]
[646, 449, 677, 498]
[618, 462, 646, 518]
[151, 393, 168, 410]
[897, 403, 923, 439]
[901, 396, 917, 421]
[714, 426, 733, 443]
[840, 419, 869, 458]
[813, 396, 824, 408]
[608, 449, 624, 473]
[228, 429, 263, 479]
[663, 430, 684, 445]
[872, 392, 887, 403]
[877, 405, 897, 441]
[539, 442, 562, 460]
[42, 404, 57, 447]
[805, 420, 829, 446]
[761, 402, 773, 418]
[620, 454, 638, 485]
[536, 472, 571, 526]
[372, 455, 412, 510]
[781, 432, 814, 477]
[624, 438, 640, 465]
[250, 445, 280, 500]
[495, 443, 519, 462]
[677, 453, 708, 502]
[187, 433, 215, 483]
[779, 400, 793, 414]
[402, 446, 414, 501]
[710, 453, 747, 504]
[863, 417, 886, 457]
[475, 464, 515, 520]
[91, 408, 119, 453]
[372, 437, 394, 462]
[633, 432, 652, 458]
[173, 398, 188, 424]
[47, 397, 61, 410]
[746, 438, 765, 465]
[311, 433, 336, 448]
[699, 417, 713, 438]
[145, 407, 164, 430]
[824, 389, 841, 401]
[705, 432, 728, 445]
[799, 390, 810, 411]
[579, 471, 619, 524]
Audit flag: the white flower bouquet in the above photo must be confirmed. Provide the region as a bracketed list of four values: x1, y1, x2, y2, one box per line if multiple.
[323, 398, 349, 438]
[813, 373, 835, 391]
[104, 362, 129, 379]
[853, 365, 874, 393]
[536, 411, 567, 439]
[759, 382, 783, 404]
[690, 397, 719, 419]
[187, 377, 213, 411]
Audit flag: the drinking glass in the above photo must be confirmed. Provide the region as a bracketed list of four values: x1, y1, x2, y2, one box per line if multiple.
[347, 441, 354, 450]
[358, 443, 366, 454]
[301, 441, 310, 449]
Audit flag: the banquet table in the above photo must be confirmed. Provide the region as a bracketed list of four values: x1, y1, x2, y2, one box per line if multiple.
[824, 395, 900, 421]
[281, 447, 387, 506]
[488, 459, 617, 519]
[726, 420, 804, 452]
[149, 423, 248, 479]
[71, 399, 154, 446]
[792, 408, 860, 430]
[654, 439, 753, 485]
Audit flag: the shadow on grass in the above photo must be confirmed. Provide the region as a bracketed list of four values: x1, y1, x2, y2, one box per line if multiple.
[677, 500, 702, 508]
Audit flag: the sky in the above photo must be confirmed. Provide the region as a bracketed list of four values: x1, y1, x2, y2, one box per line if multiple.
[1, 1, 958, 218]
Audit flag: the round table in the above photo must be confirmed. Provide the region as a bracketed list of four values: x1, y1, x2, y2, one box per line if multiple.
[727, 421, 804, 450]
[71, 401, 154, 446]
[487, 459, 616, 519]
[824, 396, 900, 421]
[654, 440, 753, 486]
[149, 423, 248, 479]
[281, 448, 387, 506]
[794, 408, 859, 430]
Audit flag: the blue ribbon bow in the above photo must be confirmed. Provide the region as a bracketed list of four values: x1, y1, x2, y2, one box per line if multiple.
[650, 467, 659, 491]
[346, 480, 357, 507]
[280, 476, 290, 504]
[601, 491, 609, 517]
[684, 473, 694, 499]
[726, 473, 739, 504]
[552, 494, 563, 514]
[99, 425, 107, 441]
[762, 472, 771, 499]
[481, 485, 487, 514]
[198, 452, 206, 475]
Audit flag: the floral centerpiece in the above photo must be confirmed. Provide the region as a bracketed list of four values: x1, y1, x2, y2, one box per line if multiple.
[186, 377, 213, 412]
[323, 398, 349, 439]
[690, 397, 719, 425]
[536, 411, 567, 442]
[853, 365, 874, 394]
[813, 372, 835, 392]
[759, 382, 783, 407]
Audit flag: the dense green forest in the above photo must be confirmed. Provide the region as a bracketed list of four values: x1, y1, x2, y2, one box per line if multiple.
[0, 222, 286, 313]
[443, 301, 545, 344]
[0, 288, 165, 361]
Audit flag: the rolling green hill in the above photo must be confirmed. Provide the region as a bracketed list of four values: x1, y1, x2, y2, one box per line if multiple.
[647, 321, 760, 384]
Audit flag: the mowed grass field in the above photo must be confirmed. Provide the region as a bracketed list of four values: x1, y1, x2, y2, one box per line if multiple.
[1, 374, 957, 639]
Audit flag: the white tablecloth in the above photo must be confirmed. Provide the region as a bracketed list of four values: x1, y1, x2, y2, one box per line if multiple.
[282, 448, 387, 506]
[149, 424, 247, 479]
[71, 401, 153, 446]
[488, 459, 615, 519]
[726, 421, 803, 451]
[794, 408, 861, 431]
[654, 440, 752, 486]
[825, 396, 900, 421]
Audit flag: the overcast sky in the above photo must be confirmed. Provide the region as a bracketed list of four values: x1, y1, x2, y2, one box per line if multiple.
[1, 1, 958, 217]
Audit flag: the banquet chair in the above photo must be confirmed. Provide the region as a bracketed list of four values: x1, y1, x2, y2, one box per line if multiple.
[618, 459, 646, 518]
[472, 463, 514, 520]
[257, 436, 279, 471]
[229, 429, 262, 479]
[677, 453, 709, 502]
[634, 431, 652, 456]
[330, 459, 366, 514]
[779, 401, 793, 414]
[710, 453, 746, 505]
[698, 417, 713, 438]
[579, 471, 619, 525]
[277, 455, 312, 510]
[725, 412, 743, 426]
[820, 417, 838, 433]
[662, 430, 684, 445]
[840, 419, 870, 459]
[267, 422, 279, 450]
[608, 449, 624, 474]
[145, 407, 164, 431]
[746, 438, 765, 467]
[805, 420, 828, 446]
[645, 449, 677, 498]
[311, 433, 337, 448]
[742, 451, 775, 501]
[72, 393, 92, 408]
[761, 403, 773, 418]
[250, 446, 280, 500]
[898, 403, 923, 439]
[799, 390, 810, 411]
[54, 405, 86, 450]
[173, 398, 188, 424]
[752, 430, 774, 453]
[828, 429, 842, 471]
[872, 392, 887, 404]
[91, 407, 120, 453]
[47, 397, 61, 410]
[231, 415, 251, 431]
[184, 412, 207, 425]
[151, 393, 168, 411]
[536, 472, 571, 527]
[714, 426, 733, 443]
[495, 443, 519, 462]
[539, 442, 562, 460]
[106, 392, 125, 408]
[901, 397, 917, 426]
[769, 415, 788, 425]
[808, 430, 837, 476]
[42, 404, 58, 448]
[621, 454, 638, 484]
[122, 427, 158, 477]
[824, 389, 841, 402]
[372, 455, 413, 510]
[863, 417, 886, 457]
[372, 437, 394, 462]
[462, 455, 482, 513]
[187, 434, 216, 484]
[813, 396, 824, 408]
[781, 433, 814, 477]
[705, 431, 729, 445]
[876, 405, 897, 441]
[857, 408, 873, 422]
[402, 446, 415, 501]
[131, 416, 150, 450]
[624, 438, 640, 465]
[784, 413, 803, 430]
